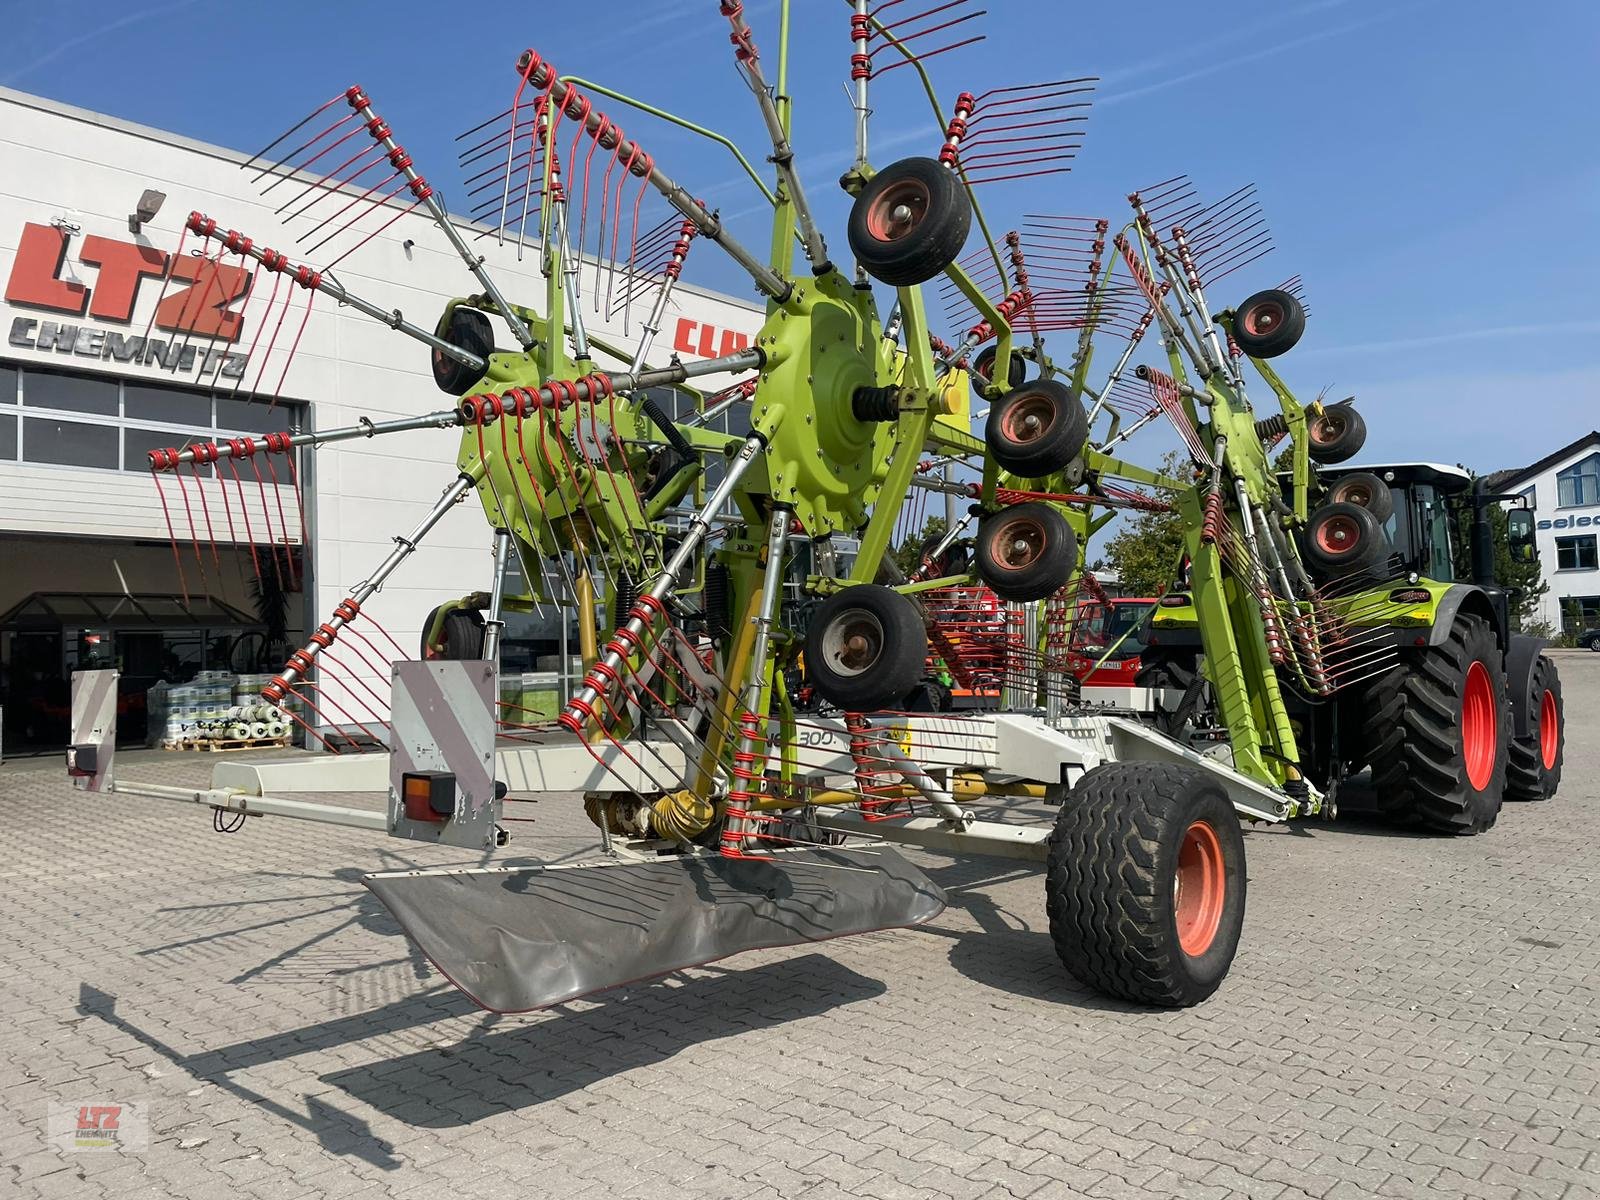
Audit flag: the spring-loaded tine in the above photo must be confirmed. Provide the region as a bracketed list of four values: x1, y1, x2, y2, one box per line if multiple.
[249, 111, 359, 189]
[455, 105, 516, 145]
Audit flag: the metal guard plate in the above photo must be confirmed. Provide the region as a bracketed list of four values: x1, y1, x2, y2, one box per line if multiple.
[364, 846, 946, 1013]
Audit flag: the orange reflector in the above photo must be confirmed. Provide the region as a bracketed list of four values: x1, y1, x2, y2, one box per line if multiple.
[403, 771, 455, 822]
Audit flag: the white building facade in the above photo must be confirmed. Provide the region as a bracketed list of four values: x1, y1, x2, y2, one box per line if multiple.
[0, 86, 763, 749]
[1493, 431, 1600, 636]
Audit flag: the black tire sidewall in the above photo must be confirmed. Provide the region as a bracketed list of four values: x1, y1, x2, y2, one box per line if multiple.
[1304, 501, 1389, 576]
[975, 502, 1077, 601]
[433, 308, 494, 396]
[1232, 289, 1306, 359]
[1327, 471, 1394, 524]
[847, 157, 972, 287]
[1307, 404, 1367, 465]
[804, 585, 927, 711]
[985, 380, 1088, 478]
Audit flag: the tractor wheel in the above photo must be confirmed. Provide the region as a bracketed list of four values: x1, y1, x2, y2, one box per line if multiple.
[1363, 613, 1510, 834]
[1327, 471, 1393, 524]
[1303, 501, 1392, 578]
[431, 307, 493, 396]
[985, 380, 1089, 478]
[1507, 654, 1563, 801]
[1045, 761, 1246, 1007]
[847, 157, 972, 287]
[971, 343, 1026, 392]
[975, 501, 1078, 602]
[420, 605, 486, 660]
[903, 677, 954, 713]
[1232, 288, 1306, 359]
[1135, 649, 1204, 738]
[1307, 402, 1367, 464]
[805, 585, 927, 711]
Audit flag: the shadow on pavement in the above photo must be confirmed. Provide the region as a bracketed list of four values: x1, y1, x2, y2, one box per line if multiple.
[321, 954, 884, 1125]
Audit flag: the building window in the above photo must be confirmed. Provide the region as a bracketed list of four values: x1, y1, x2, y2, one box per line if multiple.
[1556, 452, 1600, 507]
[1560, 596, 1600, 634]
[0, 361, 301, 474]
[1556, 534, 1598, 571]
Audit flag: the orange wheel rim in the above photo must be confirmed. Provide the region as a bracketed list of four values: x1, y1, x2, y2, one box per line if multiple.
[1175, 820, 1226, 957]
[1314, 513, 1361, 555]
[865, 178, 930, 242]
[1461, 660, 1496, 791]
[1540, 687, 1559, 770]
[1242, 300, 1284, 336]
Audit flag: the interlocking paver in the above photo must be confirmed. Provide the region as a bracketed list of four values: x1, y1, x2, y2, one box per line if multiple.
[2, 649, 1597, 1199]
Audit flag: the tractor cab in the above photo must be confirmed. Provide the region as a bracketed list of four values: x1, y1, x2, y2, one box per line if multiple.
[1313, 462, 1469, 582]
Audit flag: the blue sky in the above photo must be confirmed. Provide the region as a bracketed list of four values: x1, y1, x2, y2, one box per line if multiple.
[4, 0, 1597, 475]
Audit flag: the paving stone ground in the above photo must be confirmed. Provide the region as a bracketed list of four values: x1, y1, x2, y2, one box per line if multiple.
[1, 651, 1597, 1199]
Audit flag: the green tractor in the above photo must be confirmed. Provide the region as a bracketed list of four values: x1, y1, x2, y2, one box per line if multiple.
[1144, 458, 1565, 832]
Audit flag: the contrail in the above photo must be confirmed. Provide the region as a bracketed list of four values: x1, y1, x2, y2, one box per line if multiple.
[2, 0, 205, 85]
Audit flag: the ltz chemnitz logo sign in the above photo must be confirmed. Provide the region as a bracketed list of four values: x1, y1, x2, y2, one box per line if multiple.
[5, 221, 253, 380]
[47, 1099, 150, 1152]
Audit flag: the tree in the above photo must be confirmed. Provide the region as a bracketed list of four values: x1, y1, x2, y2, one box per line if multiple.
[1103, 450, 1187, 596]
[1448, 489, 1547, 630]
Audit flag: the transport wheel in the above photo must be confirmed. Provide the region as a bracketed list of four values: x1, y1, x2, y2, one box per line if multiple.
[1362, 612, 1510, 834]
[1231, 288, 1306, 358]
[1506, 654, 1563, 801]
[984, 380, 1089, 478]
[1045, 761, 1246, 1007]
[805, 585, 927, 711]
[975, 501, 1078, 602]
[1303, 501, 1392, 577]
[1326, 471, 1393, 524]
[431, 307, 493, 396]
[847, 157, 972, 287]
[971, 343, 1026, 392]
[1306, 402, 1366, 464]
[420, 605, 486, 660]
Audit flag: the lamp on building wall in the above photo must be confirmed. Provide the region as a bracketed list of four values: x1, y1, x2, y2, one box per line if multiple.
[128, 189, 167, 234]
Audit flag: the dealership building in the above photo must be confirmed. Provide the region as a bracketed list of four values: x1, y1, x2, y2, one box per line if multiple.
[1489, 430, 1600, 636]
[0, 85, 762, 751]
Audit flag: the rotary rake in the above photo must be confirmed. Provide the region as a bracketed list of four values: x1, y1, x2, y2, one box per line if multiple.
[70, 0, 1451, 1017]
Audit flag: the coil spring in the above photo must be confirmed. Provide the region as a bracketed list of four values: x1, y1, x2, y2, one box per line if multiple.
[1254, 413, 1288, 441]
[612, 572, 639, 634]
[1200, 490, 1226, 544]
[704, 562, 731, 643]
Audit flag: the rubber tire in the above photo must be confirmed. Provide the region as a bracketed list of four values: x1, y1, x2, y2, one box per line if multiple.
[1135, 649, 1203, 738]
[1326, 471, 1393, 524]
[1506, 654, 1563, 801]
[420, 605, 486, 660]
[804, 584, 927, 711]
[1307, 403, 1367, 465]
[1232, 289, 1306, 359]
[985, 380, 1089, 478]
[972, 344, 1026, 392]
[1045, 761, 1246, 1007]
[431, 308, 493, 396]
[1303, 501, 1392, 578]
[847, 157, 972, 287]
[1362, 613, 1510, 834]
[975, 501, 1078, 602]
